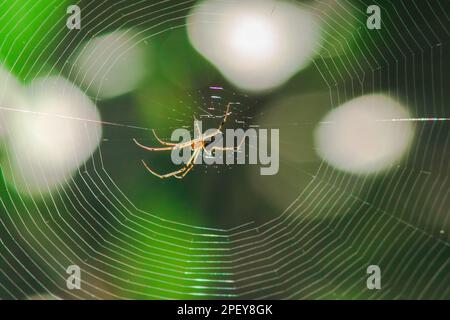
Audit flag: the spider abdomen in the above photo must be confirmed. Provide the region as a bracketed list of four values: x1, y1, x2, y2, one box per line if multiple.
[192, 141, 204, 149]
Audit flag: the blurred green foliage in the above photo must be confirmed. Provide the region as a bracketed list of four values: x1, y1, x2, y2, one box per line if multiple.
[0, 0, 70, 81]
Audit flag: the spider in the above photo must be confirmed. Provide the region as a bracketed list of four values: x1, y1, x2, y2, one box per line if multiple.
[133, 103, 242, 179]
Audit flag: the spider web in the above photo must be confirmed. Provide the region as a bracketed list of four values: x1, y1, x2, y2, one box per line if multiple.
[0, 0, 448, 300]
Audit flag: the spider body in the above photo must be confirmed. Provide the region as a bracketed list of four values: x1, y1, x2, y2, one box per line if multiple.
[134, 103, 239, 179]
[192, 141, 205, 149]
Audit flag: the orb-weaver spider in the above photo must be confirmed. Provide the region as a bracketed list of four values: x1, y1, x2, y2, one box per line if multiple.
[133, 103, 242, 179]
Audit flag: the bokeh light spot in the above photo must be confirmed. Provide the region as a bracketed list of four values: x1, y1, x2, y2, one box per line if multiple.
[187, 0, 321, 92]
[73, 29, 150, 99]
[2, 76, 102, 195]
[314, 94, 415, 174]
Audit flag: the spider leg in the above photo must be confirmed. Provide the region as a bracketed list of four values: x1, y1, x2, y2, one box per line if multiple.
[184, 147, 200, 167]
[152, 129, 177, 146]
[133, 138, 193, 151]
[133, 138, 174, 151]
[143, 148, 198, 179]
[217, 103, 231, 132]
[202, 145, 212, 156]
[174, 149, 202, 179]
[209, 136, 245, 152]
[141, 160, 188, 179]
[211, 146, 234, 151]
[174, 163, 194, 179]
